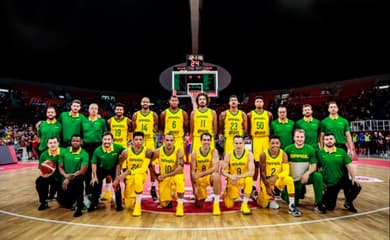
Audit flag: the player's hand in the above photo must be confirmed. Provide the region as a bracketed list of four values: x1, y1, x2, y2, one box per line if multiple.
[349, 150, 358, 161]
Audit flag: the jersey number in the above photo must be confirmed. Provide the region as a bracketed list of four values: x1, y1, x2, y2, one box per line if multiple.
[256, 122, 264, 129]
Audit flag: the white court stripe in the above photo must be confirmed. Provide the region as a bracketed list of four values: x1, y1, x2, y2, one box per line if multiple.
[0, 207, 388, 231]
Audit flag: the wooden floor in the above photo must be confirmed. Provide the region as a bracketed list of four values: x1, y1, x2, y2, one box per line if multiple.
[0, 161, 389, 240]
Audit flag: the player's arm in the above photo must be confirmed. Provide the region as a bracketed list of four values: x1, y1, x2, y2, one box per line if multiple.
[212, 110, 218, 138]
[268, 111, 273, 123]
[159, 110, 166, 133]
[218, 111, 226, 136]
[153, 112, 159, 133]
[132, 112, 137, 131]
[183, 110, 189, 135]
[246, 112, 252, 138]
[106, 118, 111, 130]
[277, 152, 290, 178]
[127, 117, 133, 133]
[319, 132, 325, 149]
[259, 152, 272, 195]
[220, 153, 231, 179]
[190, 110, 195, 136]
[190, 150, 198, 181]
[242, 111, 248, 136]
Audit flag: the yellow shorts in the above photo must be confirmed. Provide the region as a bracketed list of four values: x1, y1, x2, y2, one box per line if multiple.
[195, 175, 211, 200]
[225, 176, 253, 200]
[159, 173, 185, 203]
[124, 173, 147, 199]
[252, 137, 269, 162]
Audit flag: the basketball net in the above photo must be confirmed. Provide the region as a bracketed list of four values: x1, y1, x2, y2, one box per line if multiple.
[188, 89, 200, 110]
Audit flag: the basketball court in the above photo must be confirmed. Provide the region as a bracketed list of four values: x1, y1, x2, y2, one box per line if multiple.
[0, 158, 388, 240]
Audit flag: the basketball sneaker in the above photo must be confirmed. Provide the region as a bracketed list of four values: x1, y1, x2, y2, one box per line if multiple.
[212, 202, 221, 216]
[314, 204, 327, 214]
[132, 203, 142, 217]
[268, 200, 280, 209]
[240, 202, 251, 215]
[288, 204, 302, 217]
[38, 203, 49, 211]
[176, 203, 184, 217]
[343, 201, 358, 213]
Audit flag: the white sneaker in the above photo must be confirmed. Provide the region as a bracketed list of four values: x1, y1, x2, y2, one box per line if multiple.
[269, 200, 280, 209]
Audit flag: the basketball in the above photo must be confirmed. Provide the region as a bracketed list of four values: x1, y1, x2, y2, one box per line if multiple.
[40, 160, 56, 175]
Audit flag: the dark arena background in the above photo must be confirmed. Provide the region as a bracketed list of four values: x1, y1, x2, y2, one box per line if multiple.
[0, 1, 389, 239]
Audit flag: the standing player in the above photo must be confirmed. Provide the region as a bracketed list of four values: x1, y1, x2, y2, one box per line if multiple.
[107, 102, 132, 149]
[191, 132, 222, 215]
[247, 96, 273, 199]
[151, 132, 185, 216]
[190, 92, 218, 157]
[160, 95, 189, 162]
[114, 131, 153, 216]
[221, 135, 255, 215]
[132, 97, 159, 201]
[219, 95, 247, 155]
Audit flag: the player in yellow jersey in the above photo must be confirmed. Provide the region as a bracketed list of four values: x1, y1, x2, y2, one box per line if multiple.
[160, 95, 189, 162]
[190, 92, 218, 159]
[151, 132, 185, 216]
[257, 135, 301, 217]
[247, 96, 273, 200]
[221, 135, 255, 215]
[132, 97, 159, 201]
[191, 132, 221, 215]
[106, 102, 132, 201]
[114, 131, 153, 216]
[107, 102, 132, 149]
[219, 95, 247, 156]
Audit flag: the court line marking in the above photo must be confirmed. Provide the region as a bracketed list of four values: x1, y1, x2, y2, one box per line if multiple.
[0, 207, 388, 231]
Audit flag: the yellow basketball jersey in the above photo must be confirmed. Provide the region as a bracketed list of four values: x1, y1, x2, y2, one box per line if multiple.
[228, 149, 249, 175]
[194, 147, 213, 173]
[125, 146, 148, 174]
[164, 108, 184, 138]
[193, 108, 213, 137]
[250, 110, 270, 138]
[264, 148, 284, 177]
[110, 116, 129, 148]
[224, 110, 244, 138]
[135, 110, 155, 139]
[158, 146, 178, 175]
